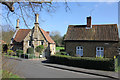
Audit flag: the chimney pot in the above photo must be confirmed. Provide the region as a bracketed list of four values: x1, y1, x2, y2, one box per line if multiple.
[16, 19, 19, 30]
[87, 16, 91, 28]
[46, 31, 49, 35]
[35, 14, 39, 23]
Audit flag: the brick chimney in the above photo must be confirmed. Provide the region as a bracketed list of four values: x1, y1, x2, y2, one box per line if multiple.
[35, 14, 39, 23]
[16, 19, 19, 31]
[87, 16, 91, 28]
[46, 31, 49, 35]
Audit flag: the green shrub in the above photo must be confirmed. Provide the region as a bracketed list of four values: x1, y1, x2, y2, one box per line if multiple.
[20, 54, 28, 59]
[2, 44, 8, 53]
[7, 50, 13, 55]
[16, 50, 23, 54]
[27, 47, 34, 54]
[50, 55, 114, 71]
[35, 45, 44, 54]
[16, 50, 23, 57]
[28, 54, 35, 59]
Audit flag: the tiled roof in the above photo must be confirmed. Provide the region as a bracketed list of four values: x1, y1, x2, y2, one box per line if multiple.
[40, 28, 55, 44]
[14, 28, 55, 43]
[14, 29, 31, 42]
[64, 24, 119, 41]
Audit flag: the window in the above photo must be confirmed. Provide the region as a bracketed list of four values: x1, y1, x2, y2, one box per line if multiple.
[96, 47, 104, 57]
[28, 41, 31, 46]
[41, 41, 44, 45]
[76, 46, 83, 56]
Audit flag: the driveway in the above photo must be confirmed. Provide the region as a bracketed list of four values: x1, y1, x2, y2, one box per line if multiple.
[2, 57, 109, 78]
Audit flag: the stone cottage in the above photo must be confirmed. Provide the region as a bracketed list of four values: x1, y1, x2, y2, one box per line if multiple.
[64, 16, 119, 58]
[11, 14, 56, 57]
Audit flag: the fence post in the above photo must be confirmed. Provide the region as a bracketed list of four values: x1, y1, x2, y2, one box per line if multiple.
[114, 56, 118, 72]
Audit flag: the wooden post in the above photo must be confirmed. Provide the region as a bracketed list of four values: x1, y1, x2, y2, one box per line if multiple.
[114, 56, 118, 72]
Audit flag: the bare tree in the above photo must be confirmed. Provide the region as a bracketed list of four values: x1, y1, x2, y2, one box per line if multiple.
[0, 1, 70, 28]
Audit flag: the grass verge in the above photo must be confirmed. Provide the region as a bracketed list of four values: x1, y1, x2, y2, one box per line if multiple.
[56, 47, 64, 51]
[1, 70, 25, 80]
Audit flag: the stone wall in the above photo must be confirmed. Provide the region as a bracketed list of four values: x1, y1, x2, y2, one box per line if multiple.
[65, 41, 118, 58]
[23, 25, 49, 56]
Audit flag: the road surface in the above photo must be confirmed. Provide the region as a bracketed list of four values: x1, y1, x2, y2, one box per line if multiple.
[2, 57, 108, 78]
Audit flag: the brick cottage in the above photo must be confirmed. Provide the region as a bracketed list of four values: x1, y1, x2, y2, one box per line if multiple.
[64, 16, 119, 58]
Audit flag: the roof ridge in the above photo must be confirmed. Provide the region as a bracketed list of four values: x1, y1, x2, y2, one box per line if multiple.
[19, 29, 31, 30]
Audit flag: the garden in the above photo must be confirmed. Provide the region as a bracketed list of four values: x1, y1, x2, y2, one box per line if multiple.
[2, 44, 45, 59]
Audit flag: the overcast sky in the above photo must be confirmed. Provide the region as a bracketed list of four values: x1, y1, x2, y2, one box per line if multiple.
[1, 2, 119, 36]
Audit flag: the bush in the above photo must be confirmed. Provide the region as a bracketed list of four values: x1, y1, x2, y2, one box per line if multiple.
[50, 55, 115, 71]
[28, 54, 35, 59]
[7, 50, 13, 55]
[2, 44, 8, 53]
[27, 47, 34, 54]
[21, 54, 28, 59]
[16, 50, 23, 54]
[35, 45, 44, 54]
[16, 50, 23, 57]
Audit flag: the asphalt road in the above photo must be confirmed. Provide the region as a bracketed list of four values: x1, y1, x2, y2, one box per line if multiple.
[2, 57, 108, 78]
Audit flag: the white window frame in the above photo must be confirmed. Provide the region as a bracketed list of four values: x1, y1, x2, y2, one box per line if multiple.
[28, 41, 31, 47]
[96, 47, 104, 57]
[28, 41, 29, 46]
[76, 46, 83, 56]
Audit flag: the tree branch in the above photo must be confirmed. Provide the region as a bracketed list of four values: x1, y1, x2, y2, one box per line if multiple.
[1, 2, 14, 12]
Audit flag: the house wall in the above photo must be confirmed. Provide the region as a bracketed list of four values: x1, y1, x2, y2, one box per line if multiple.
[23, 28, 48, 54]
[50, 43, 56, 55]
[23, 31, 31, 54]
[65, 41, 118, 58]
[23, 25, 55, 58]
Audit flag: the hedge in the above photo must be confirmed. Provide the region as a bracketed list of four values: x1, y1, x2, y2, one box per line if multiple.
[49, 55, 115, 71]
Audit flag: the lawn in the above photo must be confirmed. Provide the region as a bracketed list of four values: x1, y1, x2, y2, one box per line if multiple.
[56, 47, 64, 51]
[0, 70, 25, 80]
